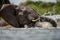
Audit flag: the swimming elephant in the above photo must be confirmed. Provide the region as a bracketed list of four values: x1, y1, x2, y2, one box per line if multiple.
[0, 4, 39, 28]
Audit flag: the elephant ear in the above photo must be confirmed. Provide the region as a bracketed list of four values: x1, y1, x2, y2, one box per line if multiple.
[0, 4, 20, 27]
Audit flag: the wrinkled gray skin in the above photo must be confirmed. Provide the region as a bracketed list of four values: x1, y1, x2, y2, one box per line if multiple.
[16, 6, 39, 28]
[0, 4, 39, 28]
[0, 4, 20, 27]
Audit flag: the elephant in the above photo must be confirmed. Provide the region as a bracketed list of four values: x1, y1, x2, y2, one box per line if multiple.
[0, 4, 39, 28]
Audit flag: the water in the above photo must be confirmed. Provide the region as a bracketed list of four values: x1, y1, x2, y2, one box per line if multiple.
[0, 28, 60, 40]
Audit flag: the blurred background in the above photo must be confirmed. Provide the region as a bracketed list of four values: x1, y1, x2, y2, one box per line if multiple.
[10, 0, 60, 15]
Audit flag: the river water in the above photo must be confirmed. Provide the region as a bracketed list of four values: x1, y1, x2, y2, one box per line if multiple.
[0, 28, 60, 40]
